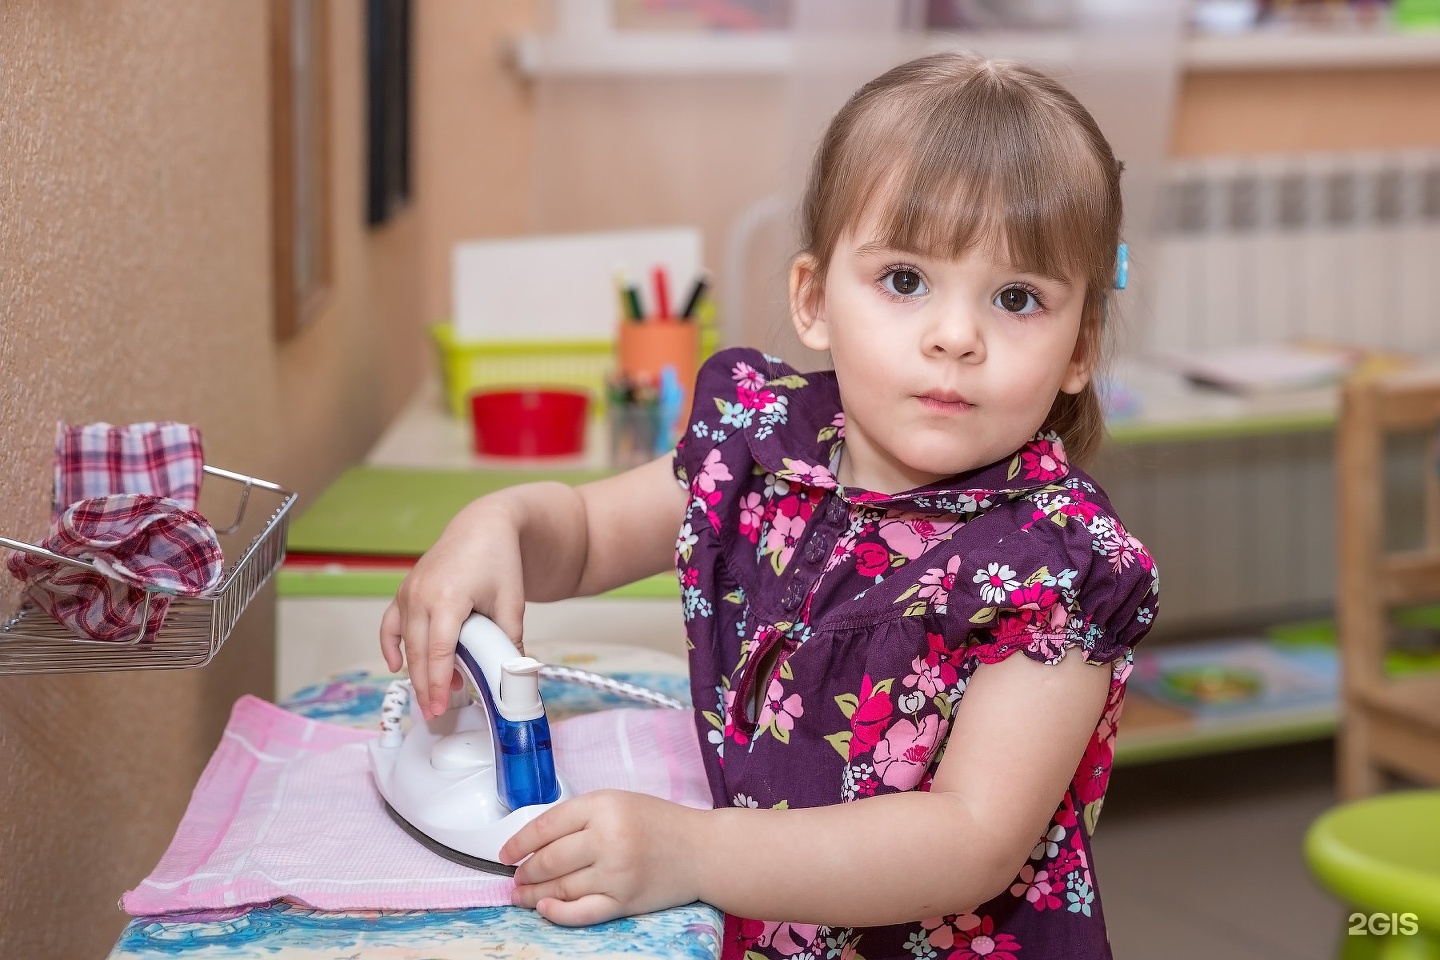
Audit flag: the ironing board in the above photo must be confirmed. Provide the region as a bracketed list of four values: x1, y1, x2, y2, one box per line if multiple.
[106, 648, 722, 960]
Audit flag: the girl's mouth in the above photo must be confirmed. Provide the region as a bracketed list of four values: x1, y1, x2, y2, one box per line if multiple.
[917, 394, 972, 414]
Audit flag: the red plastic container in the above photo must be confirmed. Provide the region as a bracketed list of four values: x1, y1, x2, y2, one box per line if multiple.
[469, 388, 589, 458]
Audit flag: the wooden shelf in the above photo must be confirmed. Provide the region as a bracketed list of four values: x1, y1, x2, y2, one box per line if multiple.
[1115, 692, 1336, 766]
[508, 26, 1440, 79]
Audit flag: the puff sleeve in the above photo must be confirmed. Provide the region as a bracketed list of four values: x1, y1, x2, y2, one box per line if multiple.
[671, 346, 773, 494]
[957, 487, 1160, 668]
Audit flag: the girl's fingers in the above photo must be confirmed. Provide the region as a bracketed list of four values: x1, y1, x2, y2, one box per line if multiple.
[490, 586, 527, 655]
[379, 602, 404, 673]
[510, 864, 604, 912]
[534, 892, 622, 927]
[399, 607, 434, 717]
[425, 606, 467, 713]
[512, 831, 595, 887]
[500, 798, 587, 864]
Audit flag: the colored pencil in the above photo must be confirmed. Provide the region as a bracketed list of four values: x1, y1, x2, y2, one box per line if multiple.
[680, 273, 709, 320]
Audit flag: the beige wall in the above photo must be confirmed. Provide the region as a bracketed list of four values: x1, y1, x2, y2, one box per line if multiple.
[414, 2, 539, 328]
[0, 1, 426, 955]
[1172, 66, 1440, 157]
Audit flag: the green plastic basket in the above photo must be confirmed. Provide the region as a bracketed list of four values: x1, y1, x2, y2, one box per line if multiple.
[430, 323, 615, 419]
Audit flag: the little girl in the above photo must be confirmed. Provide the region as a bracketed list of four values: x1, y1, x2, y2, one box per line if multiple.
[381, 52, 1159, 960]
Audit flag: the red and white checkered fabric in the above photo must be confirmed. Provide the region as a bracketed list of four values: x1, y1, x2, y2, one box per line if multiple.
[53, 421, 204, 519]
[6, 494, 224, 642]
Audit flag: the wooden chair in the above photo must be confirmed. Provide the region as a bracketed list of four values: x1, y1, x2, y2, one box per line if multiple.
[1336, 367, 1440, 799]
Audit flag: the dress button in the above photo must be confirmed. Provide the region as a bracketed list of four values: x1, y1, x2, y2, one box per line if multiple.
[827, 498, 847, 523]
[782, 584, 801, 611]
[804, 538, 826, 564]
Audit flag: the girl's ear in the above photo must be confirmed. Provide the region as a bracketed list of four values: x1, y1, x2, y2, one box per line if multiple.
[1060, 293, 1101, 395]
[788, 253, 830, 352]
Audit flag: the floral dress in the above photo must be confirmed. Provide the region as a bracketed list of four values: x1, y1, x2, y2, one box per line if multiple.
[671, 348, 1160, 960]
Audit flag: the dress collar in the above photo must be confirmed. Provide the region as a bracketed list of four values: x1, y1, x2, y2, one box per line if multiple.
[728, 351, 1071, 517]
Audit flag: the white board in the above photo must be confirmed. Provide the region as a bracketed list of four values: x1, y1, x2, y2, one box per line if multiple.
[452, 227, 703, 341]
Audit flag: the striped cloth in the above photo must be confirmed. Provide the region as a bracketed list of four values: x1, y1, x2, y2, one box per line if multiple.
[4, 421, 218, 641]
[6, 494, 224, 641]
[53, 420, 204, 518]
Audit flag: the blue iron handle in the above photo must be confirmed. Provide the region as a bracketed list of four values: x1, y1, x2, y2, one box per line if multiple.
[453, 614, 561, 809]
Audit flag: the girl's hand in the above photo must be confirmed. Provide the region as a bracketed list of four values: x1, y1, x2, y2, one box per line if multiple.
[502, 790, 706, 925]
[378, 502, 527, 720]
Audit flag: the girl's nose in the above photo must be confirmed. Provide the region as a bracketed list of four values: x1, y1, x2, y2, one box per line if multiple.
[923, 303, 985, 362]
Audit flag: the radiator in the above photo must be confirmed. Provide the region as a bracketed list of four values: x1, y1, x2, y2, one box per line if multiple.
[1097, 150, 1440, 635]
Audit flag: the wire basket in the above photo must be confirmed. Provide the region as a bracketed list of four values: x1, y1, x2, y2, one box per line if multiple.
[0, 465, 297, 675]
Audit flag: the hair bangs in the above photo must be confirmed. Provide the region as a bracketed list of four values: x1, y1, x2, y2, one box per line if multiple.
[853, 81, 1112, 288]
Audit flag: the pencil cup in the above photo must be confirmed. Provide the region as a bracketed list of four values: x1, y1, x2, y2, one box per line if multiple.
[616, 321, 699, 416]
[610, 321, 699, 468]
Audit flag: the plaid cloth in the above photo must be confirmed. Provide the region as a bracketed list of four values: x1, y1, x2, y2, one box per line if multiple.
[6, 494, 224, 642]
[54, 421, 204, 518]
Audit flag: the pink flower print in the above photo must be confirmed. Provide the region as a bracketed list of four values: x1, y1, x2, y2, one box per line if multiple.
[738, 492, 763, 544]
[730, 916, 768, 956]
[757, 677, 803, 736]
[764, 503, 807, 571]
[952, 915, 1021, 960]
[917, 555, 962, 612]
[722, 687, 749, 748]
[853, 541, 890, 578]
[1052, 845, 1085, 881]
[757, 921, 820, 957]
[996, 582, 1069, 660]
[780, 457, 836, 490]
[682, 567, 699, 588]
[831, 410, 845, 438]
[693, 447, 732, 496]
[876, 513, 958, 560]
[1011, 864, 1063, 911]
[1073, 731, 1113, 805]
[904, 630, 962, 697]
[738, 384, 779, 411]
[872, 714, 943, 789]
[973, 562, 1019, 604]
[1059, 490, 1101, 524]
[1054, 791, 1079, 830]
[1020, 437, 1067, 482]
[920, 912, 982, 950]
[847, 489, 889, 503]
[848, 674, 894, 759]
[731, 360, 767, 393]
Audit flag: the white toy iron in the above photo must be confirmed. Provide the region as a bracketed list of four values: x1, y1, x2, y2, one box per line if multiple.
[369, 613, 570, 875]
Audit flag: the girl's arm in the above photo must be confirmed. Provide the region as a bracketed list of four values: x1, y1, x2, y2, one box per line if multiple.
[380, 454, 687, 718]
[504, 648, 1112, 926]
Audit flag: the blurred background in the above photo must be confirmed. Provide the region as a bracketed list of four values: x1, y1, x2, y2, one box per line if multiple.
[4, 1, 1440, 957]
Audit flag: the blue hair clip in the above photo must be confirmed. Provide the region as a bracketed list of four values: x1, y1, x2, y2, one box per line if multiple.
[1114, 243, 1129, 290]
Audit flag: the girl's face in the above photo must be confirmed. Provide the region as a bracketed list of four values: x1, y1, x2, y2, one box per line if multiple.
[789, 215, 1093, 495]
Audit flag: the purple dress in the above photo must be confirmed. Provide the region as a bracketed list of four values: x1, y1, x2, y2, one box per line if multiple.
[671, 348, 1159, 960]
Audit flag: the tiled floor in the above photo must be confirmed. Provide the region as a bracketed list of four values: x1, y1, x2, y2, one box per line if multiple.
[1096, 740, 1345, 959]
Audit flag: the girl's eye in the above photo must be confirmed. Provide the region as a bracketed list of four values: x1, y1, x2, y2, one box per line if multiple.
[994, 286, 1042, 315]
[881, 269, 927, 298]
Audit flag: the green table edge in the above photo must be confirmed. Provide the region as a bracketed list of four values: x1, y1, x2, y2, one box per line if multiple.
[277, 567, 680, 600]
[1107, 409, 1336, 445]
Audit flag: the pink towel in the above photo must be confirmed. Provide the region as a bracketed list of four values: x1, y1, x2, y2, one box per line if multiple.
[122, 696, 711, 916]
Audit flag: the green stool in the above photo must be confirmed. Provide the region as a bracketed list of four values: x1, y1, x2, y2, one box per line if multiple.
[1305, 791, 1440, 960]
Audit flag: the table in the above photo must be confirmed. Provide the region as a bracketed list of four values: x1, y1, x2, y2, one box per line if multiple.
[108, 645, 722, 960]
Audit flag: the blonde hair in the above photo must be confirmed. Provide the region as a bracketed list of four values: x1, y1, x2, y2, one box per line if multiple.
[798, 53, 1123, 465]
